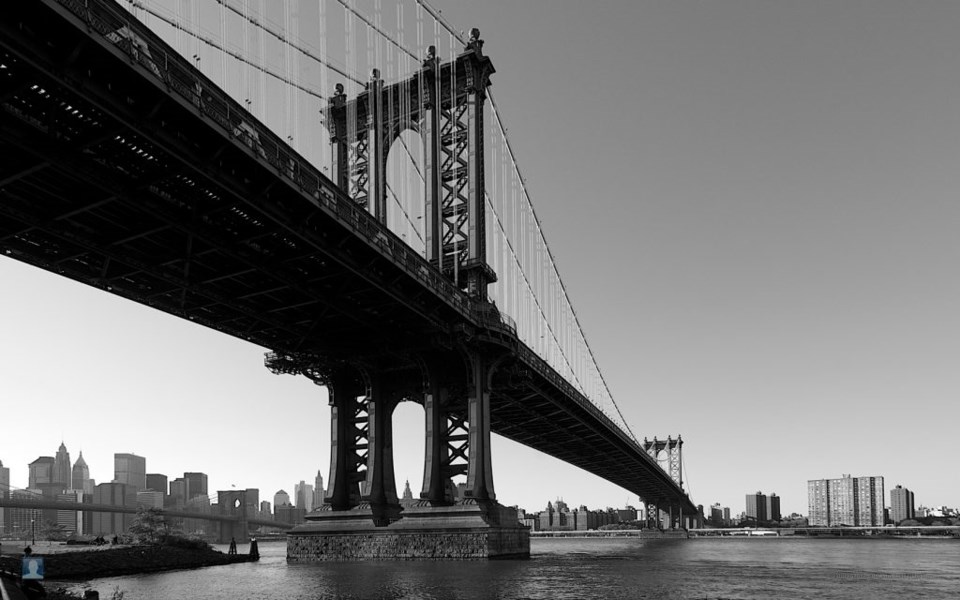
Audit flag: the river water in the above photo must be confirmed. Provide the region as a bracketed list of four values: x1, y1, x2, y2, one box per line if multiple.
[62, 537, 959, 599]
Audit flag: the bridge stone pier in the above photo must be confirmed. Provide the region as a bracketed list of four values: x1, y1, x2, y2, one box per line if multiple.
[269, 31, 528, 560]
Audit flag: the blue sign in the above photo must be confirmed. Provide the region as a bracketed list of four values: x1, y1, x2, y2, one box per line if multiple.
[22, 557, 44, 580]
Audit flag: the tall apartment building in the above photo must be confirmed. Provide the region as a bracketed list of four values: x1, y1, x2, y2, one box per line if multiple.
[766, 493, 781, 522]
[808, 474, 884, 526]
[114, 453, 147, 492]
[745, 491, 767, 523]
[890, 485, 915, 524]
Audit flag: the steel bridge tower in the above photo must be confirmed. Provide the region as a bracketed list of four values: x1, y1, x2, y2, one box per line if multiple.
[268, 30, 528, 559]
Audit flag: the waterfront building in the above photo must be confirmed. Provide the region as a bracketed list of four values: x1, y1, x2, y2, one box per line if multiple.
[0, 459, 9, 534]
[745, 491, 767, 523]
[114, 453, 147, 492]
[28, 457, 55, 489]
[184, 472, 208, 500]
[890, 485, 915, 524]
[71, 452, 94, 495]
[92, 482, 137, 535]
[766, 493, 781, 522]
[807, 474, 884, 526]
[53, 442, 72, 490]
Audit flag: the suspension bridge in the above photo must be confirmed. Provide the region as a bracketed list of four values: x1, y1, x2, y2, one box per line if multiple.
[0, 0, 698, 558]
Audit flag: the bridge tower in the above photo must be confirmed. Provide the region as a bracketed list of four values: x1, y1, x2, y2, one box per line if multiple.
[325, 29, 496, 299]
[642, 436, 686, 529]
[271, 30, 528, 560]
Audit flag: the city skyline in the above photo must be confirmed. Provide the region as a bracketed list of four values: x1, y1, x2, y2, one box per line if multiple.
[3, 0, 960, 515]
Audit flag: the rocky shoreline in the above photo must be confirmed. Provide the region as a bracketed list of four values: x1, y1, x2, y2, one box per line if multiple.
[0, 544, 256, 581]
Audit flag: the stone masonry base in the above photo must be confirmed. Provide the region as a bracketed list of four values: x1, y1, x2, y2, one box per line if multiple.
[287, 502, 530, 561]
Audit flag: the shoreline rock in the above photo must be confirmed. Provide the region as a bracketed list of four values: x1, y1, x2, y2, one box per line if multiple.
[0, 545, 256, 581]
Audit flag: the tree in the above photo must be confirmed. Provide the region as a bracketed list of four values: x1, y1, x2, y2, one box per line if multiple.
[129, 508, 169, 545]
[40, 520, 68, 541]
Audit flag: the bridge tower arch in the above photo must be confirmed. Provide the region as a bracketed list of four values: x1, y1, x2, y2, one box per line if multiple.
[325, 30, 496, 299]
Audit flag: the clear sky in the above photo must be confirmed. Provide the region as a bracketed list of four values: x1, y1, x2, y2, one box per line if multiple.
[3, 0, 960, 518]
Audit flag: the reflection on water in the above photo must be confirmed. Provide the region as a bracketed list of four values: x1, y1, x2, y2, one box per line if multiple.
[65, 537, 960, 599]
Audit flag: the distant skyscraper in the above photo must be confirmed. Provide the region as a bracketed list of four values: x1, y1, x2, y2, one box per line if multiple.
[274, 490, 291, 509]
[313, 471, 325, 508]
[184, 472, 208, 500]
[709, 503, 725, 526]
[28, 457, 55, 489]
[137, 490, 165, 509]
[0, 459, 9, 534]
[295, 481, 314, 513]
[146, 473, 168, 496]
[259, 500, 272, 519]
[745, 491, 767, 523]
[401, 480, 414, 507]
[9, 490, 42, 539]
[169, 477, 189, 507]
[766, 493, 781, 522]
[92, 482, 137, 535]
[114, 453, 147, 492]
[890, 485, 915, 524]
[56, 491, 84, 535]
[808, 475, 884, 526]
[71, 452, 94, 495]
[53, 442, 72, 490]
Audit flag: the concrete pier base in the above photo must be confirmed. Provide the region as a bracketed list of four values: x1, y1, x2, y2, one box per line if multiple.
[287, 501, 530, 561]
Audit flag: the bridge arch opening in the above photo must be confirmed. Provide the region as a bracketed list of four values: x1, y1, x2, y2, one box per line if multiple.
[391, 399, 426, 502]
[385, 129, 426, 257]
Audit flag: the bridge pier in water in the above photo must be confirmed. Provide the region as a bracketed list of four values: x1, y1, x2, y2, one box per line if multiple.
[280, 350, 528, 560]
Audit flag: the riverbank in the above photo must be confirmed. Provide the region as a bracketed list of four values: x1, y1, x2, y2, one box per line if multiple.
[0, 543, 256, 580]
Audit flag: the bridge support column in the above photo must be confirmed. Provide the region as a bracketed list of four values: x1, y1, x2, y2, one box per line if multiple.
[360, 373, 401, 525]
[325, 371, 367, 511]
[421, 359, 465, 505]
[465, 353, 495, 502]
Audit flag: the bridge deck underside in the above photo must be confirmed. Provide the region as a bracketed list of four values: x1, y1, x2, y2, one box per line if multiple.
[0, 0, 695, 514]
